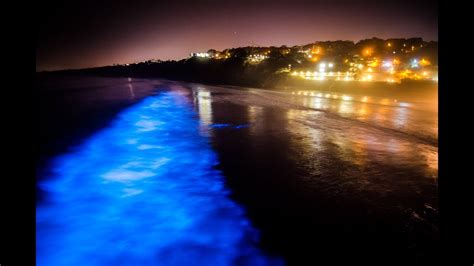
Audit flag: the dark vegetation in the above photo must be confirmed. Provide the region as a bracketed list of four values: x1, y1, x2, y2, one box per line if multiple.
[38, 38, 438, 89]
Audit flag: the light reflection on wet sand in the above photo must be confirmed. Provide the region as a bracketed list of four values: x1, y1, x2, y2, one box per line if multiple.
[182, 82, 438, 263]
[288, 89, 438, 141]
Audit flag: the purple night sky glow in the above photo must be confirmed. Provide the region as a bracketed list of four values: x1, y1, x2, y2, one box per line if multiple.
[37, 0, 437, 71]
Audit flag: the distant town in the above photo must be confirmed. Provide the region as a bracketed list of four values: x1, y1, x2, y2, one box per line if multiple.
[187, 37, 438, 83]
[44, 38, 438, 87]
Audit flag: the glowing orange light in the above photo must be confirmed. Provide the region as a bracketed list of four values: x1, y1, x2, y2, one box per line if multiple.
[380, 98, 391, 105]
[368, 58, 379, 67]
[419, 58, 431, 66]
[312, 46, 322, 55]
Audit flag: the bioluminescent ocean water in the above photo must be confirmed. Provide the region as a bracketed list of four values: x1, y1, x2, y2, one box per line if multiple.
[36, 90, 282, 266]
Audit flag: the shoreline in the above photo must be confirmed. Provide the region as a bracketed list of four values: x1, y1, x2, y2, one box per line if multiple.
[38, 72, 438, 104]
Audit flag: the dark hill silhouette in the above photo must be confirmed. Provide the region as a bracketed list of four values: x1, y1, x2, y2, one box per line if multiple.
[38, 38, 438, 89]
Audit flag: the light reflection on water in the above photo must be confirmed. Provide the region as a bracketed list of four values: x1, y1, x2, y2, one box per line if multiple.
[194, 88, 213, 126]
[36, 91, 282, 266]
[190, 84, 438, 262]
[283, 107, 438, 192]
[127, 77, 135, 99]
[218, 85, 438, 200]
[247, 105, 264, 136]
[288, 90, 437, 141]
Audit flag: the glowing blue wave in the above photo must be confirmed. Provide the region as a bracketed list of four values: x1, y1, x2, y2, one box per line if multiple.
[209, 123, 250, 129]
[36, 91, 282, 266]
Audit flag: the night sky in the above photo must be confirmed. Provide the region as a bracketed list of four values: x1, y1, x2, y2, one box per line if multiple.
[37, 0, 438, 71]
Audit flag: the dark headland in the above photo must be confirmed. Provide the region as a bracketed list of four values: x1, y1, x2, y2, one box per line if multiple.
[38, 38, 438, 94]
